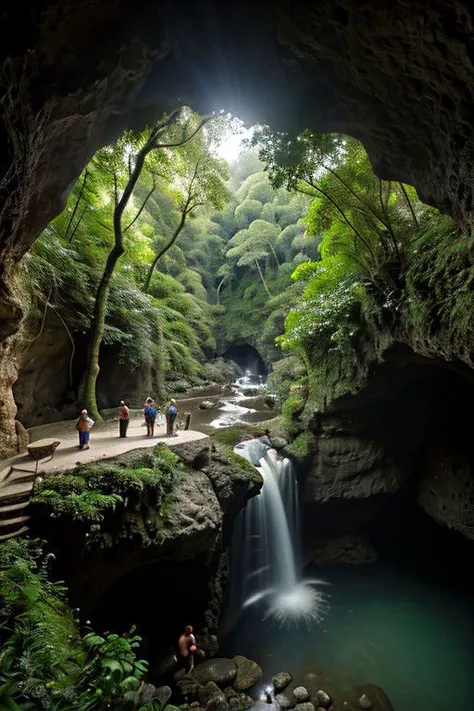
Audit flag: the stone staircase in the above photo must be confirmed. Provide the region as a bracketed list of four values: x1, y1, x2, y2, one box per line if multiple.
[0, 464, 36, 541]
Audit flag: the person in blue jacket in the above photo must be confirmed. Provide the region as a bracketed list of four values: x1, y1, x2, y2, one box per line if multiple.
[166, 398, 178, 436]
[143, 397, 158, 437]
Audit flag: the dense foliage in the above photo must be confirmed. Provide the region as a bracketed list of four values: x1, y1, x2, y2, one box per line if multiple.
[252, 129, 474, 411]
[0, 539, 178, 711]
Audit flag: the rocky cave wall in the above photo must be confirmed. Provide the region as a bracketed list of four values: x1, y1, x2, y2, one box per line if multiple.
[303, 346, 474, 547]
[2, 0, 474, 455]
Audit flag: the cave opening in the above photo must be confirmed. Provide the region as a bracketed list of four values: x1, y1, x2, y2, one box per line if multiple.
[89, 556, 212, 682]
[221, 343, 267, 377]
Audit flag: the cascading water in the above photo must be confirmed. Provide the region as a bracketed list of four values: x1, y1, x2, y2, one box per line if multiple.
[228, 439, 328, 627]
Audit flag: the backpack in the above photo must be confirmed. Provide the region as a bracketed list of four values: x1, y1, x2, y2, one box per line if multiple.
[168, 404, 177, 416]
[145, 405, 157, 419]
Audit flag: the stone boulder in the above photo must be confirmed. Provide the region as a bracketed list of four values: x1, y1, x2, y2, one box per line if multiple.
[272, 672, 293, 692]
[205, 681, 228, 710]
[202, 447, 262, 516]
[232, 655, 263, 691]
[200, 400, 217, 410]
[294, 704, 315, 711]
[293, 687, 310, 703]
[168, 437, 212, 469]
[274, 693, 295, 710]
[191, 658, 237, 688]
[314, 690, 331, 708]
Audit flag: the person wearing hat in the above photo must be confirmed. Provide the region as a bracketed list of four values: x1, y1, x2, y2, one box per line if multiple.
[75, 409, 94, 450]
[119, 400, 130, 438]
[165, 398, 178, 436]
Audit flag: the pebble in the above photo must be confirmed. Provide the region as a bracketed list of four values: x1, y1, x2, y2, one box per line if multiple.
[293, 687, 310, 702]
[272, 672, 293, 692]
[274, 693, 294, 710]
[294, 704, 315, 711]
[359, 693, 373, 708]
[315, 690, 331, 708]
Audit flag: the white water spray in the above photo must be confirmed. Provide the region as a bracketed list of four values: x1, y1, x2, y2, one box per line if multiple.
[230, 440, 329, 626]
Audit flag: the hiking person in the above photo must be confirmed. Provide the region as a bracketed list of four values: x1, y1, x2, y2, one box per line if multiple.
[119, 400, 130, 438]
[75, 409, 94, 450]
[166, 398, 178, 436]
[143, 397, 157, 437]
[177, 625, 197, 675]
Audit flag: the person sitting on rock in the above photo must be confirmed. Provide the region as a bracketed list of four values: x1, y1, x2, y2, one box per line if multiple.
[143, 397, 158, 437]
[166, 398, 178, 436]
[75, 409, 94, 450]
[119, 400, 130, 438]
[178, 625, 197, 675]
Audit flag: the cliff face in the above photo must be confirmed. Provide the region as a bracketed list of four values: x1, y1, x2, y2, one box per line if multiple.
[30, 440, 262, 642]
[2, 0, 474, 455]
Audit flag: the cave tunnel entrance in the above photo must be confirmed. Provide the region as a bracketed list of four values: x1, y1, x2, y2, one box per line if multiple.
[89, 556, 211, 682]
[222, 343, 267, 377]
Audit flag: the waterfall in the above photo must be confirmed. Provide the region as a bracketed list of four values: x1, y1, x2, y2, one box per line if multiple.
[228, 439, 328, 626]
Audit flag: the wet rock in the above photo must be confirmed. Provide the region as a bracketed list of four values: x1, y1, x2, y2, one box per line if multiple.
[237, 693, 254, 710]
[358, 694, 372, 708]
[351, 685, 393, 711]
[315, 690, 331, 708]
[207, 689, 228, 710]
[224, 686, 238, 700]
[198, 631, 219, 658]
[191, 658, 237, 688]
[275, 693, 296, 710]
[294, 704, 315, 711]
[232, 655, 263, 691]
[270, 436, 289, 450]
[272, 672, 293, 692]
[293, 687, 310, 702]
[177, 676, 201, 700]
[154, 686, 172, 707]
[200, 400, 217, 410]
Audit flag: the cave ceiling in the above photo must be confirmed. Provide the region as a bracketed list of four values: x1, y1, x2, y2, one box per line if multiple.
[1, 0, 474, 273]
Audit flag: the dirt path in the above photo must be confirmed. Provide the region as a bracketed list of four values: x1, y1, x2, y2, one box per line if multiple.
[2, 414, 208, 477]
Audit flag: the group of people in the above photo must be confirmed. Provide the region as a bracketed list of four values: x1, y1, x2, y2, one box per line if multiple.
[75, 397, 179, 449]
[142, 397, 178, 437]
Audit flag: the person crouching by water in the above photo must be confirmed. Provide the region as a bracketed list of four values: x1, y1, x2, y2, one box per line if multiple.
[75, 409, 94, 450]
[119, 400, 130, 438]
[166, 398, 178, 436]
[143, 397, 157, 437]
[178, 625, 197, 675]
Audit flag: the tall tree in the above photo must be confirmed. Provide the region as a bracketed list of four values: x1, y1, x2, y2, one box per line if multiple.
[82, 109, 213, 421]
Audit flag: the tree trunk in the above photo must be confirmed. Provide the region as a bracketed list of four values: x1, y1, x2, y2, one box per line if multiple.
[216, 276, 226, 305]
[82, 246, 124, 421]
[268, 243, 280, 268]
[255, 259, 272, 297]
